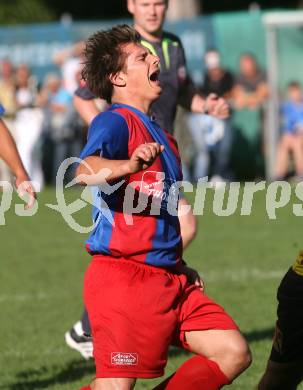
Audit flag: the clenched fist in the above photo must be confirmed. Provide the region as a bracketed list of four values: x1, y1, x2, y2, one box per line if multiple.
[127, 142, 164, 174]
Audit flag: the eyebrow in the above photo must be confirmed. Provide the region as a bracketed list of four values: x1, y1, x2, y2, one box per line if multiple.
[135, 49, 149, 59]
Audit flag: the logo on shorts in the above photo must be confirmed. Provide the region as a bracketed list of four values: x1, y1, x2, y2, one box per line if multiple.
[111, 352, 138, 366]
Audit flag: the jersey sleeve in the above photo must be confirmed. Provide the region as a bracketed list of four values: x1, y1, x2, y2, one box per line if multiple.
[80, 111, 129, 160]
[176, 39, 197, 110]
[0, 103, 5, 116]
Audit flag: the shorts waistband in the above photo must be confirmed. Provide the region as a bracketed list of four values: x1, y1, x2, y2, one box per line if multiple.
[92, 254, 181, 275]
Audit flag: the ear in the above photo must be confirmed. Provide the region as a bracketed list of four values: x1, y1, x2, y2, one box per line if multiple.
[109, 71, 126, 87]
[127, 0, 134, 14]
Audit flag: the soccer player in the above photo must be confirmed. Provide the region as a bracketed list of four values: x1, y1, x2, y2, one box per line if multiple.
[66, 0, 229, 358]
[258, 251, 303, 389]
[73, 0, 228, 247]
[77, 24, 251, 390]
[0, 103, 36, 208]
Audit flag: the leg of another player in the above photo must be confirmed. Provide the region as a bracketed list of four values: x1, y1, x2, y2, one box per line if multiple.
[258, 359, 303, 390]
[154, 329, 251, 390]
[178, 197, 197, 249]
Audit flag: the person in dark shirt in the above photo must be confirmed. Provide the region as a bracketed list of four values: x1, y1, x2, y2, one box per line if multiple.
[202, 49, 234, 98]
[233, 53, 268, 110]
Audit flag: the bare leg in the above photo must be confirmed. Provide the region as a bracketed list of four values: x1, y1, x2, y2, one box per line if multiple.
[275, 135, 291, 179]
[90, 377, 136, 390]
[291, 134, 303, 176]
[185, 329, 251, 381]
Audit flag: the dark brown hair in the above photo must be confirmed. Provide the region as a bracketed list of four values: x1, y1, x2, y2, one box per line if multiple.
[82, 24, 140, 103]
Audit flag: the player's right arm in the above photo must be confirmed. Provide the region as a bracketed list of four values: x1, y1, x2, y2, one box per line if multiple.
[76, 143, 164, 185]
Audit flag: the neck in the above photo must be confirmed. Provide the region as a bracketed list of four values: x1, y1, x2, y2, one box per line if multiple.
[112, 95, 152, 115]
[134, 24, 163, 43]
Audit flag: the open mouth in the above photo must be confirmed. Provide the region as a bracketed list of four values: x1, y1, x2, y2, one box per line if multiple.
[149, 69, 160, 83]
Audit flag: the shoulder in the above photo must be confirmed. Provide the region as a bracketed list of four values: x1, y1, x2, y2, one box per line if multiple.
[89, 110, 129, 136]
[162, 31, 182, 46]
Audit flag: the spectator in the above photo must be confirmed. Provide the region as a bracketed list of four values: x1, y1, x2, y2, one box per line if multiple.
[187, 49, 235, 182]
[53, 41, 85, 95]
[275, 81, 303, 180]
[39, 73, 81, 183]
[14, 64, 44, 189]
[232, 53, 269, 179]
[233, 53, 268, 110]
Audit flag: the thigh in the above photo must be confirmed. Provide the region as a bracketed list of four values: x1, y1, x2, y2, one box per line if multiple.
[185, 329, 247, 359]
[173, 285, 238, 351]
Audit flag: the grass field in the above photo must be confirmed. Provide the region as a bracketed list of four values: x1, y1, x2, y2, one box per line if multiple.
[1, 185, 303, 389]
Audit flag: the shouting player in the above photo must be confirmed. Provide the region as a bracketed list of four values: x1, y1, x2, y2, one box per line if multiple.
[77, 24, 251, 390]
[66, 0, 229, 358]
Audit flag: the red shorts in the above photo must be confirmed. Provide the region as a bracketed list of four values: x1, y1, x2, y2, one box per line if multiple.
[84, 255, 238, 379]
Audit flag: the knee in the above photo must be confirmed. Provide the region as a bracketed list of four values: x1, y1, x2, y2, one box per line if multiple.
[226, 340, 252, 375]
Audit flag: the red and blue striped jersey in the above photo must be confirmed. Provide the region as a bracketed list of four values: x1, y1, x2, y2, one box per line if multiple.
[80, 103, 183, 267]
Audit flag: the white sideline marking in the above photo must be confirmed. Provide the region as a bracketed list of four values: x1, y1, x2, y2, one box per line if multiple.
[203, 268, 284, 283]
[0, 268, 284, 303]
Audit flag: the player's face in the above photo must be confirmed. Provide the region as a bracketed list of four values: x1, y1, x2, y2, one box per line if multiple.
[122, 43, 162, 102]
[127, 0, 167, 36]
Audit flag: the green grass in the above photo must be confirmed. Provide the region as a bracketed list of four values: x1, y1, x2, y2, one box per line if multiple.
[1, 185, 303, 389]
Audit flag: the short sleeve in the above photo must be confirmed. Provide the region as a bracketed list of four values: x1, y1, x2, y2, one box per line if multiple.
[0, 104, 5, 116]
[80, 110, 129, 160]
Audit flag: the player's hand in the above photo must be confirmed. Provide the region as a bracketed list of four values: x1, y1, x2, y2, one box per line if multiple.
[15, 173, 37, 209]
[178, 264, 204, 292]
[205, 93, 229, 119]
[127, 142, 164, 174]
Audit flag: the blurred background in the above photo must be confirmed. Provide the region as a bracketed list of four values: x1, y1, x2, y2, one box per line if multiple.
[2, 0, 303, 187]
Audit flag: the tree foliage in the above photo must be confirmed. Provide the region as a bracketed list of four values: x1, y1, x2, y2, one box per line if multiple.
[0, 0, 55, 25]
